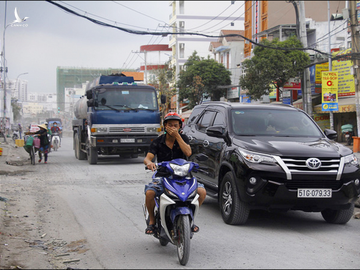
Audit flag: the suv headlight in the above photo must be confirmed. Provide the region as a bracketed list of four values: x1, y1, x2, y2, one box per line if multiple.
[239, 149, 277, 164]
[343, 154, 358, 166]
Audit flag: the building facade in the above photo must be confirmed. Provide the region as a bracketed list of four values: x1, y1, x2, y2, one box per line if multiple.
[168, 0, 245, 111]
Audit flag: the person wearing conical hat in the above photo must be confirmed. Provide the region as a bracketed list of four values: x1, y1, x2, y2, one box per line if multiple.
[25, 124, 51, 164]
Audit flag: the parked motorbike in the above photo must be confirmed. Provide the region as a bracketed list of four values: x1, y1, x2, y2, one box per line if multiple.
[12, 130, 20, 142]
[341, 124, 353, 146]
[51, 133, 60, 151]
[143, 158, 201, 266]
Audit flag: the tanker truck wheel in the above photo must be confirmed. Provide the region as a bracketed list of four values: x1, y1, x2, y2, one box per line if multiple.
[75, 133, 86, 160]
[86, 138, 98, 165]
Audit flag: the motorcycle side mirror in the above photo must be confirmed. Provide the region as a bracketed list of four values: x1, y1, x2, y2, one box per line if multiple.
[161, 94, 166, 104]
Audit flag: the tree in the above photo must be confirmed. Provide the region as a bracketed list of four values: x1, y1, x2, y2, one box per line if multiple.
[239, 36, 310, 100]
[178, 51, 231, 109]
[11, 98, 22, 123]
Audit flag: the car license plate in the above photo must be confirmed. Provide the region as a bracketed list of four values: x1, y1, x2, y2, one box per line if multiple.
[121, 138, 135, 143]
[297, 189, 332, 198]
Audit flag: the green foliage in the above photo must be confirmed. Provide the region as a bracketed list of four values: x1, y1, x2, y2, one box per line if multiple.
[239, 36, 310, 100]
[178, 51, 231, 109]
[11, 99, 22, 123]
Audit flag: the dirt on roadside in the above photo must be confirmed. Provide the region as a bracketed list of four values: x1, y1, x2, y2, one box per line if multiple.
[0, 143, 94, 269]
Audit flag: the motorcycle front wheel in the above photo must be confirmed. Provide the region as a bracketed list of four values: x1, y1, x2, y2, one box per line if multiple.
[176, 215, 191, 266]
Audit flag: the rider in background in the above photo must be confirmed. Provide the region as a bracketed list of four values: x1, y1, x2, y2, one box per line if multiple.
[143, 112, 206, 235]
[50, 122, 61, 147]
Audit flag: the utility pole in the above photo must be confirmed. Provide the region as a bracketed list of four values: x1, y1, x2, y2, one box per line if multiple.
[328, 1, 334, 130]
[298, 1, 312, 117]
[350, 0, 360, 136]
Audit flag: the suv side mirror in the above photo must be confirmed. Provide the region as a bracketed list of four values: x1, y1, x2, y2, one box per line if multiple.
[324, 129, 337, 140]
[206, 126, 225, 138]
[206, 126, 231, 146]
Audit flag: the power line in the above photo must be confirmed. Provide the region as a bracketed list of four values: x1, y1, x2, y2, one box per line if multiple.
[185, 3, 234, 31]
[58, 1, 162, 32]
[46, 0, 339, 57]
[111, 1, 169, 26]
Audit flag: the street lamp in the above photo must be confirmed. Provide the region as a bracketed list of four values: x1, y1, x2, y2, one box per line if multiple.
[1, 2, 28, 136]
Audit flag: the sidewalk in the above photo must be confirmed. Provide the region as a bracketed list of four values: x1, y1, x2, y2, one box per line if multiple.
[0, 140, 34, 175]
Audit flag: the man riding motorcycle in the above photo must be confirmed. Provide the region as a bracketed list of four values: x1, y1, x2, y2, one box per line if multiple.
[143, 112, 207, 235]
[50, 122, 62, 147]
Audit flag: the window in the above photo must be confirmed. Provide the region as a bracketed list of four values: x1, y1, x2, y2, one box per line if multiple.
[197, 110, 216, 132]
[213, 112, 225, 126]
[179, 1, 184, 14]
[180, 43, 185, 58]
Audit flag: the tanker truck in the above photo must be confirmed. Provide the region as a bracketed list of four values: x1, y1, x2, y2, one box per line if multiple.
[72, 74, 165, 164]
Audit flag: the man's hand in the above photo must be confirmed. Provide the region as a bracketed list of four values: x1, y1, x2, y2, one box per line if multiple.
[146, 162, 157, 172]
[166, 126, 180, 138]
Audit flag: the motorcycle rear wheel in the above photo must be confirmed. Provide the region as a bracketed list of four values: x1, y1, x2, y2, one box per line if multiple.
[176, 215, 191, 266]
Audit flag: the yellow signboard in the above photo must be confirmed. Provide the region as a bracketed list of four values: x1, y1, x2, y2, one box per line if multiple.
[332, 48, 355, 96]
[322, 71, 338, 111]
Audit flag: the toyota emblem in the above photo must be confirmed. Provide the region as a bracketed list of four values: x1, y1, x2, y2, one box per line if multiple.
[306, 158, 321, 170]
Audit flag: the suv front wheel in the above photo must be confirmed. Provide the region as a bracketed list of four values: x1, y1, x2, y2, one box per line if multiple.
[220, 172, 250, 225]
[321, 204, 355, 224]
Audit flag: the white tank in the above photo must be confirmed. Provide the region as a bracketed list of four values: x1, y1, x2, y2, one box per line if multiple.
[74, 97, 88, 119]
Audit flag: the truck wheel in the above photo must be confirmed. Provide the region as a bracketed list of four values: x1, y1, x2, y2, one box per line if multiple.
[321, 204, 354, 224]
[75, 134, 86, 160]
[86, 138, 98, 165]
[219, 171, 250, 225]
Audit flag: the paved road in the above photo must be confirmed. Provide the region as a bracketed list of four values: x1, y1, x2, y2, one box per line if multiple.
[0, 136, 360, 269]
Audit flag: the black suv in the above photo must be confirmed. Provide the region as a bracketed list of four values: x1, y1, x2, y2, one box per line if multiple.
[183, 102, 360, 225]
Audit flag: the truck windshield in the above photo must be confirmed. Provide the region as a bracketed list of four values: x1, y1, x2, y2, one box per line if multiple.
[95, 88, 158, 111]
[231, 109, 323, 137]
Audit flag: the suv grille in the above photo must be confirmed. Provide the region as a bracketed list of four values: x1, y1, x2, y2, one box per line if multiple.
[281, 157, 340, 174]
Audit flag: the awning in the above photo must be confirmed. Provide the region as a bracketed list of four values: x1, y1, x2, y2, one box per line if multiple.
[314, 96, 356, 114]
[215, 46, 229, 52]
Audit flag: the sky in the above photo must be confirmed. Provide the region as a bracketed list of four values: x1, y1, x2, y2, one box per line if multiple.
[1, 1, 174, 94]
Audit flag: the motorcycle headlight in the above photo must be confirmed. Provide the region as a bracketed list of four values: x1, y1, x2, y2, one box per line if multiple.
[165, 188, 178, 199]
[239, 149, 276, 164]
[188, 188, 197, 199]
[343, 154, 358, 166]
[169, 163, 190, 177]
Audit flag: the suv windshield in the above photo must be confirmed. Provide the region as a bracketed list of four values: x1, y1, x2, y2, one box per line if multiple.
[230, 108, 323, 137]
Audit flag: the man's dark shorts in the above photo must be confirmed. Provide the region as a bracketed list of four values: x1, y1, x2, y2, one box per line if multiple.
[144, 177, 205, 198]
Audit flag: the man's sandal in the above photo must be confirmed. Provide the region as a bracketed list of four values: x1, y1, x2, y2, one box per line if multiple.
[191, 224, 199, 233]
[145, 224, 155, 235]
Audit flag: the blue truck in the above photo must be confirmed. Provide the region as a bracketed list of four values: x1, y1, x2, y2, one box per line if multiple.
[72, 75, 165, 164]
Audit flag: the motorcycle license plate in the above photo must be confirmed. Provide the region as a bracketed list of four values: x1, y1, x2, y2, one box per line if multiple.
[297, 189, 332, 198]
[345, 134, 350, 138]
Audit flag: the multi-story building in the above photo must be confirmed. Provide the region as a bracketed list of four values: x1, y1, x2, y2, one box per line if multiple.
[168, 1, 245, 110]
[209, 29, 245, 101]
[56, 67, 126, 111]
[243, 1, 346, 58]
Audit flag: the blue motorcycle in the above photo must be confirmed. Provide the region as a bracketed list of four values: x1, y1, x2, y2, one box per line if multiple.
[143, 158, 201, 266]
